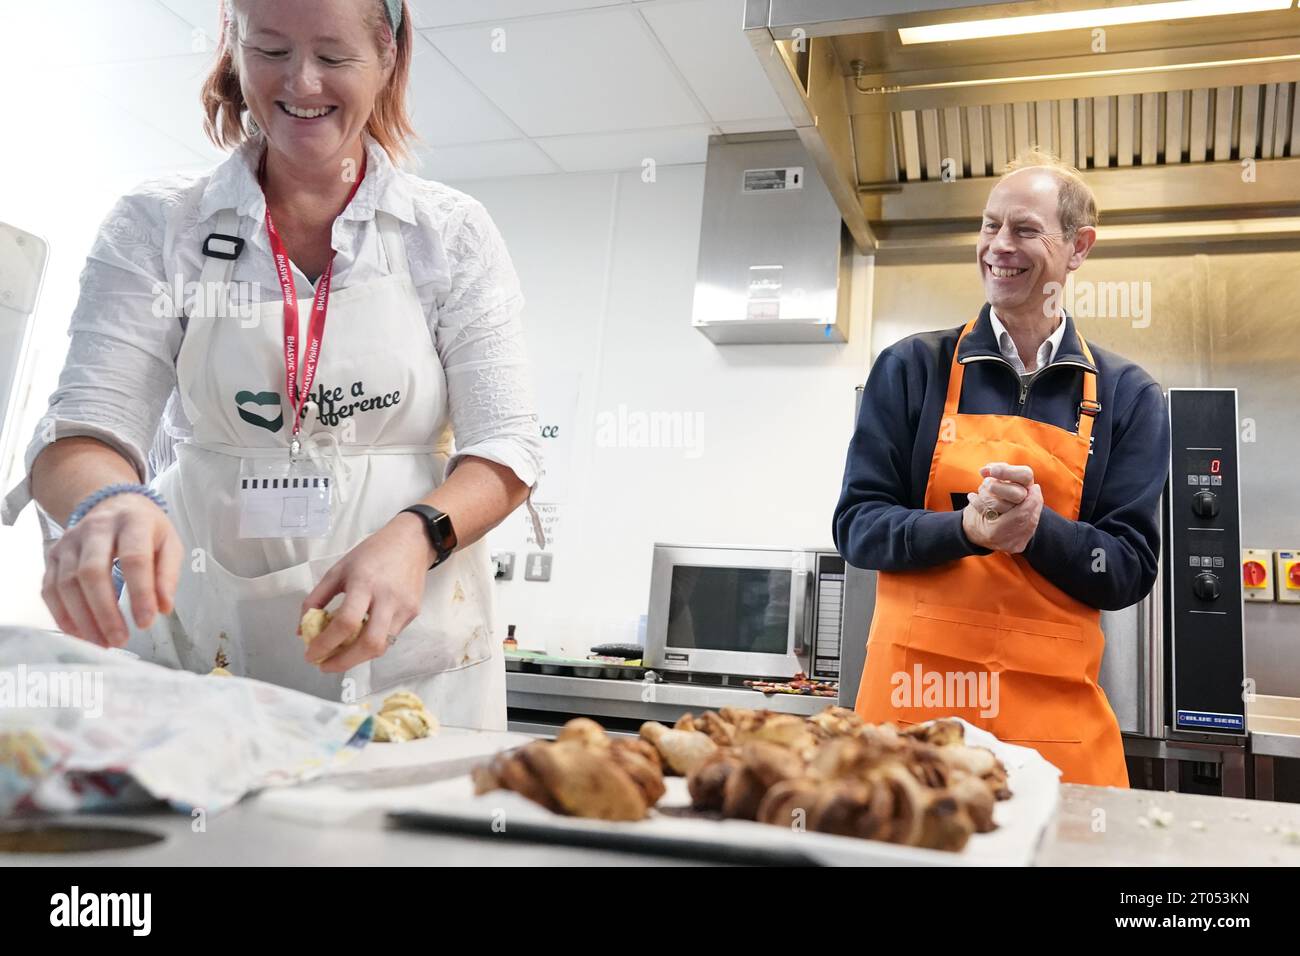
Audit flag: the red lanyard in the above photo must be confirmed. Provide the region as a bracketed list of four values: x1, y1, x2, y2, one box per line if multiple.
[258, 148, 367, 454]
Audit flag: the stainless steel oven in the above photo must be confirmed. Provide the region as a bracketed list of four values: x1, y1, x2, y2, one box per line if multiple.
[645, 543, 844, 681]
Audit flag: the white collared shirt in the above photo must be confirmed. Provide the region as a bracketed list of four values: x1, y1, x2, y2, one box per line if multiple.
[988, 308, 1066, 376]
[12, 131, 542, 512]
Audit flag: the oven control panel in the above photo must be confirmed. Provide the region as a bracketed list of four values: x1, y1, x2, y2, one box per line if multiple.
[1166, 389, 1246, 735]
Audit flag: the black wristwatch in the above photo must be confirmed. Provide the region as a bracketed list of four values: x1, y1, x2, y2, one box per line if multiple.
[398, 504, 457, 569]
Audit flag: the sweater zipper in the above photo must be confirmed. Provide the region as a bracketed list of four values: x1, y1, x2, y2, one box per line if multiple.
[959, 355, 1096, 412]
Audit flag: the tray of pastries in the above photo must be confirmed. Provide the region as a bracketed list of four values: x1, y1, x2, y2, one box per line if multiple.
[389, 707, 1061, 865]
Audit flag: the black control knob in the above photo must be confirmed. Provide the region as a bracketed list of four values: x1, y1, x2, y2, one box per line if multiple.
[1192, 490, 1219, 519]
[1193, 571, 1221, 602]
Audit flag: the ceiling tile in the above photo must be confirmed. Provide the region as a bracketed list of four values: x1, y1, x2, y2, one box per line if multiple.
[1, 73, 211, 181]
[155, 0, 224, 37]
[0, 0, 200, 68]
[535, 125, 709, 172]
[408, 1, 627, 29]
[424, 7, 706, 137]
[407, 34, 522, 147]
[84, 54, 231, 165]
[410, 139, 560, 181]
[638, 0, 786, 123]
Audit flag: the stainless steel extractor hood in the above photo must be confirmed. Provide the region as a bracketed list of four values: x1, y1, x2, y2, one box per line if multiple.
[692, 131, 858, 344]
[743, 0, 1300, 256]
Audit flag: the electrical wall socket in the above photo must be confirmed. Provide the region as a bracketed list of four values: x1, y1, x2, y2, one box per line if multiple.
[524, 552, 552, 582]
[491, 551, 515, 581]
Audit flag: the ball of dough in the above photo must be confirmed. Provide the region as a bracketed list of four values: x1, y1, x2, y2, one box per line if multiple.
[371, 689, 439, 743]
[298, 608, 330, 645]
[298, 608, 368, 648]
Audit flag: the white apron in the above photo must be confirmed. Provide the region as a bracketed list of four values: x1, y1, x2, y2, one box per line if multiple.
[122, 207, 506, 730]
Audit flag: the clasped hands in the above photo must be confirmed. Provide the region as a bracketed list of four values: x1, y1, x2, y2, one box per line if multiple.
[961, 462, 1043, 554]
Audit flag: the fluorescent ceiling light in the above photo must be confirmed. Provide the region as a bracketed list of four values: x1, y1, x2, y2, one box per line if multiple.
[898, 0, 1294, 46]
[859, 52, 1300, 93]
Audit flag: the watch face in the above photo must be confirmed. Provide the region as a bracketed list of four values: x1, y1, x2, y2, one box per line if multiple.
[433, 512, 456, 550]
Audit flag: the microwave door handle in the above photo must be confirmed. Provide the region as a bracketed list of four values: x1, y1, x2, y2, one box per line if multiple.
[791, 569, 809, 655]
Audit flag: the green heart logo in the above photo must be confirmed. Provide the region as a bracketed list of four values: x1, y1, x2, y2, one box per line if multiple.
[235, 390, 284, 433]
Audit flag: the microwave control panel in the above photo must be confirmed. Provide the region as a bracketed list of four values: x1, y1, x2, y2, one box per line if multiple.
[812, 553, 845, 681]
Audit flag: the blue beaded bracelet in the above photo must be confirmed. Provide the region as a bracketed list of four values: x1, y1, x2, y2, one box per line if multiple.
[66, 483, 169, 530]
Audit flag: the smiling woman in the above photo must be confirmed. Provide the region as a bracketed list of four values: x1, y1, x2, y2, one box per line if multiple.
[201, 0, 416, 165]
[7, 0, 545, 730]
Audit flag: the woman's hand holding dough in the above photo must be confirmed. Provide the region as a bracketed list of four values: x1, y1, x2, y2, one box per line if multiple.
[42, 493, 182, 648]
[299, 515, 432, 672]
[297, 607, 367, 657]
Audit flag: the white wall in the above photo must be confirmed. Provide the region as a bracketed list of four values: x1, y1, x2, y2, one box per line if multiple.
[466, 164, 874, 656]
[1, 173, 196, 630]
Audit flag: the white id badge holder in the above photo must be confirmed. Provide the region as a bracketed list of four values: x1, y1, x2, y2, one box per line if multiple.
[238, 456, 333, 538]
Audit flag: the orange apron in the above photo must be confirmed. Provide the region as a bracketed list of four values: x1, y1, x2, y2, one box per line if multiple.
[855, 319, 1129, 787]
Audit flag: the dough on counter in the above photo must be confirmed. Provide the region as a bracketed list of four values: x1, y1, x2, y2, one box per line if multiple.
[371, 690, 439, 743]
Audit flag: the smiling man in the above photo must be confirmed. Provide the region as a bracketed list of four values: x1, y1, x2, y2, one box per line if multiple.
[833, 148, 1169, 787]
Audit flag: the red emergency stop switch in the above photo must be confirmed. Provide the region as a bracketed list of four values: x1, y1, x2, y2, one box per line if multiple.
[1243, 561, 1267, 588]
[1290, 563, 1300, 589]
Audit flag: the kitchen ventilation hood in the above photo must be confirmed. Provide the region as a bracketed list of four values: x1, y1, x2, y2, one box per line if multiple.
[692, 131, 859, 344]
[743, 0, 1300, 255]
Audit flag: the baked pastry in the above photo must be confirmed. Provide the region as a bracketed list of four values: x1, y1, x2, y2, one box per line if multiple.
[674, 710, 736, 747]
[639, 721, 718, 776]
[719, 742, 807, 820]
[806, 706, 867, 739]
[900, 718, 965, 747]
[719, 708, 817, 755]
[755, 762, 976, 851]
[473, 743, 564, 814]
[473, 718, 666, 820]
[470, 712, 1011, 851]
[686, 750, 742, 812]
[525, 741, 650, 821]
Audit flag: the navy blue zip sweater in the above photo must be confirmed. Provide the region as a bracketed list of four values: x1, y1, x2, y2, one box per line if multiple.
[832, 304, 1169, 611]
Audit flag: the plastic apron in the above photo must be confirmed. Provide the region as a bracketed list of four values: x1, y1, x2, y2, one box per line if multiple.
[854, 318, 1129, 787]
[121, 207, 506, 730]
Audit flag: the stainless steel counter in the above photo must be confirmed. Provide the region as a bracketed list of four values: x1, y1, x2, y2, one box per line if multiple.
[1039, 784, 1300, 866]
[4, 733, 1300, 867]
[1247, 695, 1300, 801]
